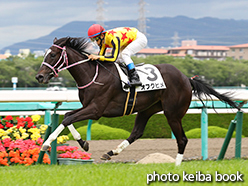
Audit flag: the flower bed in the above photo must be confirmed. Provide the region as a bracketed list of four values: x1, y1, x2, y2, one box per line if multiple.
[57, 145, 92, 165]
[57, 146, 91, 160]
[0, 115, 92, 166]
[0, 138, 50, 166]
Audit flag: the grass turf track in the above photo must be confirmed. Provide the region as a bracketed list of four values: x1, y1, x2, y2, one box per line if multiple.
[0, 159, 247, 186]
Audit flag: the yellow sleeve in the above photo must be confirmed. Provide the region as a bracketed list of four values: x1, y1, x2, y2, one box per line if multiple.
[99, 44, 106, 56]
[99, 37, 120, 62]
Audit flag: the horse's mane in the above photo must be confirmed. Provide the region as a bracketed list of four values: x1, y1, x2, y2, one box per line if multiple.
[54, 37, 90, 54]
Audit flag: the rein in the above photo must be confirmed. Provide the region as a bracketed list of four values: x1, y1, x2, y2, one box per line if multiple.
[42, 44, 90, 77]
[42, 44, 129, 89]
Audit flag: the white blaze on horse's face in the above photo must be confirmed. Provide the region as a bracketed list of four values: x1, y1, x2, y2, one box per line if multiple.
[43, 49, 52, 62]
[41, 49, 52, 68]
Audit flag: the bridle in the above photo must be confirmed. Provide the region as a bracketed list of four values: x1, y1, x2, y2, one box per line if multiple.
[41, 44, 99, 89]
[41, 44, 91, 77]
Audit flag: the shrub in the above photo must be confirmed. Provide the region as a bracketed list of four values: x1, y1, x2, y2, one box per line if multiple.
[67, 123, 130, 140]
[60, 113, 248, 139]
[185, 126, 244, 138]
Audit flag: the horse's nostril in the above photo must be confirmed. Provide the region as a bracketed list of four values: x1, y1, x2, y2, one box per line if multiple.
[35, 74, 44, 83]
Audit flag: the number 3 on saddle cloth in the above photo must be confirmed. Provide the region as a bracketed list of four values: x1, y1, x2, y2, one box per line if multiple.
[114, 63, 166, 116]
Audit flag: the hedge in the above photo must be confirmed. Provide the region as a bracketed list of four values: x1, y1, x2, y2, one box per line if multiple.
[67, 123, 130, 140]
[59, 113, 248, 138]
[185, 126, 242, 138]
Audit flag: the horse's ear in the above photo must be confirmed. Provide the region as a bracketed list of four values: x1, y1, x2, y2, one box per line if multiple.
[53, 37, 58, 43]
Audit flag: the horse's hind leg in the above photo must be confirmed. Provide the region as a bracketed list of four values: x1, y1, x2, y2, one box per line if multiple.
[161, 76, 191, 165]
[166, 117, 188, 165]
[101, 102, 162, 160]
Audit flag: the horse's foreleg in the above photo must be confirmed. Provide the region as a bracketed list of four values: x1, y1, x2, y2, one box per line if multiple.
[68, 124, 89, 151]
[41, 106, 99, 152]
[41, 124, 65, 151]
[61, 109, 89, 151]
[41, 123, 89, 152]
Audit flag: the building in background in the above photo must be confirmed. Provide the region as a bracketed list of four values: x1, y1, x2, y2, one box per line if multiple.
[0, 50, 11, 60]
[136, 48, 168, 58]
[167, 40, 229, 60]
[227, 43, 248, 60]
[17, 49, 30, 58]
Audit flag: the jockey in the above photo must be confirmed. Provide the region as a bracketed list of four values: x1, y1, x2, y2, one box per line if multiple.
[87, 24, 147, 87]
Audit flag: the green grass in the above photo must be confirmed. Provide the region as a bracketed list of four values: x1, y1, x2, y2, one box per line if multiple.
[0, 160, 247, 186]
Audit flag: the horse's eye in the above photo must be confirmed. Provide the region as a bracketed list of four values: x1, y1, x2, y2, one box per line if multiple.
[51, 53, 56, 58]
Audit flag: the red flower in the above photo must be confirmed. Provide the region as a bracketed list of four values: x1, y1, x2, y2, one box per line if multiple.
[16, 117, 25, 123]
[0, 157, 9, 166]
[36, 138, 44, 146]
[0, 143, 5, 152]
[58, 145, 92, 160]
[57, 146, 78, 154]
[2, 138, 11, 148]
[4, 115, 13, 121]
[10, 156, 21, 164]
[27, 122, 34, 128]
[0, 124, 4, 129]
[25, 117, 32, 123]
[16, 123, 25, 129]
[5, 122, 13, 128]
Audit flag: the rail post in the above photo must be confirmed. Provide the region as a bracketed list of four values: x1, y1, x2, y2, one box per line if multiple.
[44, 110, 51, 125]
[50, 113, 59, 164]
[235, 111, 243, 158]
[217, 117, 236, 160]
[218, 110, 243, 160]
[36, 102, 61, 165]
[171, 131, 176, 139]
[201, 107, 208, 160]
[86, 119, 93, 141]
[36, 124, 52, 164]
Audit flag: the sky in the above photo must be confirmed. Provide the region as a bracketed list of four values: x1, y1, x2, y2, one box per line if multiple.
[1, 0, 248, 51]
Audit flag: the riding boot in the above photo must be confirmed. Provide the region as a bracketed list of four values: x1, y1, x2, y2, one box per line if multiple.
[128, 68, 142, 87]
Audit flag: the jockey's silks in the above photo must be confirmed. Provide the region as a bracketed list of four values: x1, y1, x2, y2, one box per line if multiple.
[99, 27, 138, 62]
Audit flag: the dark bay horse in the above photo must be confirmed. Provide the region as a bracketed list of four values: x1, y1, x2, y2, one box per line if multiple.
[36, 37, 239, 165]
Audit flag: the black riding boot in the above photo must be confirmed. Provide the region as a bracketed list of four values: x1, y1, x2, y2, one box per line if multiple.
[128, 68, 142, 87]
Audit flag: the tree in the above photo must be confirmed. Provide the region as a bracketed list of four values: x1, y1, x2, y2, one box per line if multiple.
[0, 54, 248, 88]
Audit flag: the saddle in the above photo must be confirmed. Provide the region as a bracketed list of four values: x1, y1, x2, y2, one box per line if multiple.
[114, 62, 166, 116]
[114, 62, 166, 93]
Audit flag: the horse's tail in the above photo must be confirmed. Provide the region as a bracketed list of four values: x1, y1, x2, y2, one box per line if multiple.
[189, 77, 240, 110]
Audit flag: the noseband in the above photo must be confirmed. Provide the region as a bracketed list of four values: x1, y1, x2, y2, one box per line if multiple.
[41, 44, 90, 77]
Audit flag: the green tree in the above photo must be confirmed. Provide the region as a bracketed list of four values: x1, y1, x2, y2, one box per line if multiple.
[1, 54, 248, 88]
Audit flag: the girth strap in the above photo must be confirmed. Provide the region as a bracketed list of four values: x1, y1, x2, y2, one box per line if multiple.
[123, 87, 137, 116]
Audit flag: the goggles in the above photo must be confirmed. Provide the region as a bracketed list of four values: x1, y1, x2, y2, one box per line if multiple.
[90, 36, 100, 42]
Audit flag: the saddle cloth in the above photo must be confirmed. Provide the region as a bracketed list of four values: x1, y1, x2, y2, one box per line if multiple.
[114, 63, 166, 92]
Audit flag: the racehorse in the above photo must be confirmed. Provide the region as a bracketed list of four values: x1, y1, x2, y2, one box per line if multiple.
[35, 37, 239, 165]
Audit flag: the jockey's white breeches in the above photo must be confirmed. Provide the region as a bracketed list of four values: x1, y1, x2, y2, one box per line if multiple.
[118, 31, 147, 66]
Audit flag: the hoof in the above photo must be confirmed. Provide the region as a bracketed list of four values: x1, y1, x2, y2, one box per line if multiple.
[41, 145, 50, 151]
[101, 153, 111, 160]
[77, 139, 89, 152]
[83, 141, 89, 152]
